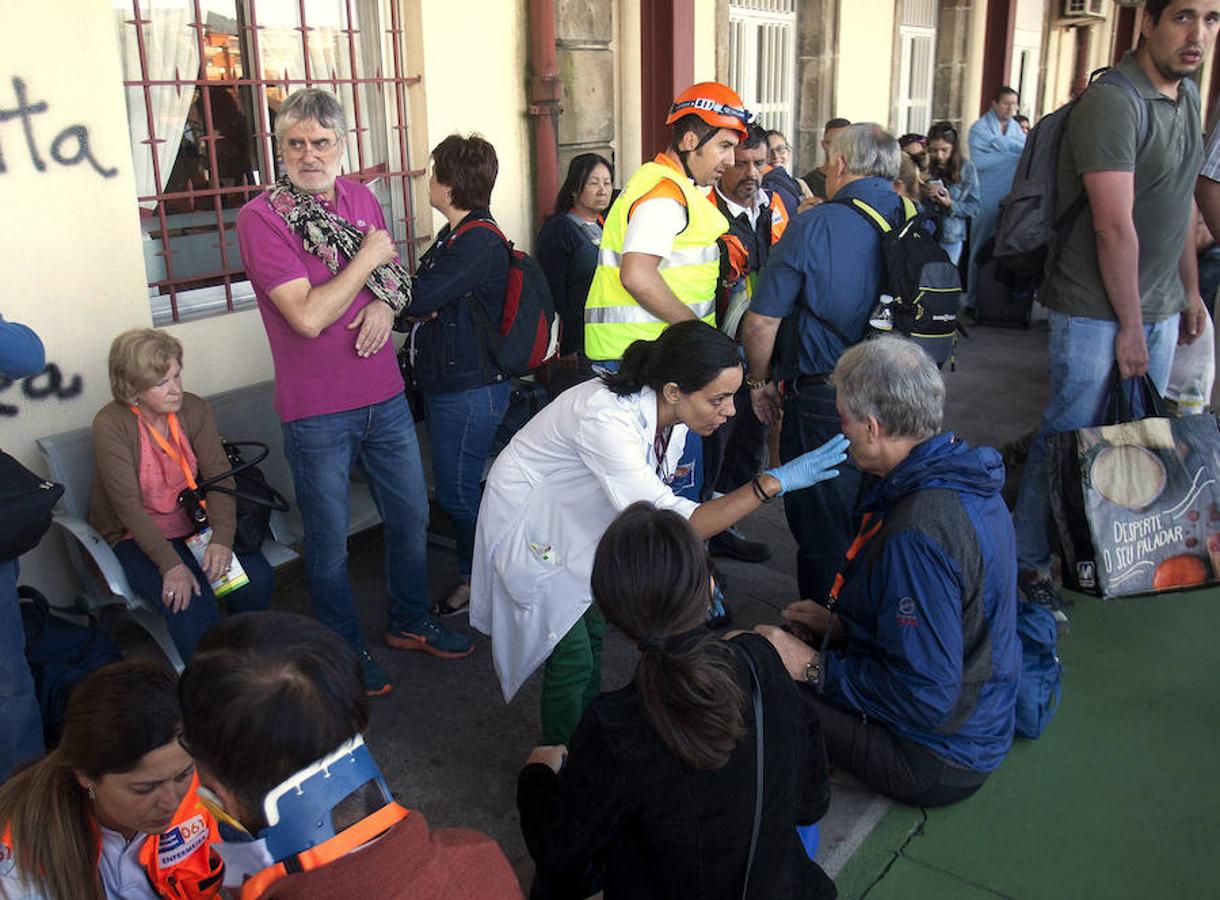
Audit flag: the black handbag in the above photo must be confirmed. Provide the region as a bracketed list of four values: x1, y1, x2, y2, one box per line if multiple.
[0, 451, 64, 561]
[177, 441, 289, 556]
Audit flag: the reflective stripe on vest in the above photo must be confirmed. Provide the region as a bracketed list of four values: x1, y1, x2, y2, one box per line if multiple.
[585, 157, 729, 360]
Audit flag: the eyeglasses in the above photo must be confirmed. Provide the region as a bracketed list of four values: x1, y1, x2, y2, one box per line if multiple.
[283, 136, 339, 157]
[771, 144, 791, 154]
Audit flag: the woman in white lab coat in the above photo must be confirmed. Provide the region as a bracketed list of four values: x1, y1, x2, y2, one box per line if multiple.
[470, 321, 849, 744]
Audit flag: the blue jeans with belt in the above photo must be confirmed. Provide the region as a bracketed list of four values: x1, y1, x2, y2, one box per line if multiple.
[424, 381, 511, 578]
[114, 538, 274, 662]
[780, 381, 865, 601]
[282, 393, 431, 649]
[1013, 310, 1179, 577]
[0, 559, 42, 782]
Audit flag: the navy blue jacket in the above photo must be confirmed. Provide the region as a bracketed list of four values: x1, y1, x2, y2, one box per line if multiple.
[408, 209, 510, 394]
[751, 176, 904, 378]
[535, 213, 600, 356]
[822, 433, 1020, 773]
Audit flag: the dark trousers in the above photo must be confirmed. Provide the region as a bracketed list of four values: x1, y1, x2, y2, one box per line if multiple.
[114, 538, 274, 662]
[779, 383, 865, 601]
[805, 689, 987, 808]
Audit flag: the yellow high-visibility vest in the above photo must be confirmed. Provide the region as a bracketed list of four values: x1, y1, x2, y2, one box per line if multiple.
[584, 155, 729, 361]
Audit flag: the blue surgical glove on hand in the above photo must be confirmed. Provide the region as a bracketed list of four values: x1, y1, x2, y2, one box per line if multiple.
[765, 433, 850, 496]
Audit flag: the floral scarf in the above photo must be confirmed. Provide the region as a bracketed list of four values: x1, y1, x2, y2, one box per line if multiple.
[266, 176, 411, 314]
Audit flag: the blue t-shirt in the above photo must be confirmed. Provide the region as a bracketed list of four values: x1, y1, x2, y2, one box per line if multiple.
[750, 177, 904, 378]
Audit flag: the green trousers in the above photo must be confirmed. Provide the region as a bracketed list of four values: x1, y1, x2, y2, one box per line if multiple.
[540, 606, 605, 745]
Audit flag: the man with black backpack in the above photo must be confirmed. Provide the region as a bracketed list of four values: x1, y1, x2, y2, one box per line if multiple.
[1010, 0, 1218, 626]
[743, 123, 909, 602]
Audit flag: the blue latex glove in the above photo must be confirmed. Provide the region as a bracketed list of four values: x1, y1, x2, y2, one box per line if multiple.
[765, 433, 850, 495]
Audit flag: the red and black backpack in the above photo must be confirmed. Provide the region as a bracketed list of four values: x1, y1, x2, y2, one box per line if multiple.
[454, 219, 560, 375]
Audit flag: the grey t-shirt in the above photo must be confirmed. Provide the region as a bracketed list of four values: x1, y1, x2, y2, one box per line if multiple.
[1042, 52, 1201, 323]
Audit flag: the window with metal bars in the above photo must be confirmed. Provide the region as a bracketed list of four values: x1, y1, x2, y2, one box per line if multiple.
[115, 0, 424, 325]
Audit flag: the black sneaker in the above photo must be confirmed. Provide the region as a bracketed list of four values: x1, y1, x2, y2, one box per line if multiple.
[1019, 576, 1070, 635]
[708, 526, 772, 563]
[386, 616, 475, 659]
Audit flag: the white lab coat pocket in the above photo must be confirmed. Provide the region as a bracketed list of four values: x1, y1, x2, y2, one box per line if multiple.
[493, 517, 564, 612]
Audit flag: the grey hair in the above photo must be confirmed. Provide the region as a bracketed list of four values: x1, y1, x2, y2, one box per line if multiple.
[274, 89, 348, 145]
[830, 335, 944, 440]
[829, 123, 901, 180]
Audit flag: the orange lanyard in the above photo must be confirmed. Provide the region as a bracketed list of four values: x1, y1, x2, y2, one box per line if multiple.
[828, 513, 884, 605]
[130, 407, 204, 507]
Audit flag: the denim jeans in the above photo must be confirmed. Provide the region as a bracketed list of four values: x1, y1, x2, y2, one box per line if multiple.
[0, 559, 42, 782]
[780, 383, 865, 601]
[424, 381, 510, 578]
[1013, 310, 1180, 576]
[282, 393, 430, 649]
[114, 538, 274, 662]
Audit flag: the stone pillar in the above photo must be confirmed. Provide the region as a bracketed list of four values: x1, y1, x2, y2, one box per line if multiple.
[794, 0, 840, 177]
[554, 0, 616, 187]
[933, 0, 978, 134]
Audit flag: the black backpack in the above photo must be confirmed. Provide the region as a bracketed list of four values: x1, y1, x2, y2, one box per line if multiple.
[0, 451, 64, 561]
[835, 196, 962, 367]
[19, 585, 122, 746]
[991, 66, 1193, 290]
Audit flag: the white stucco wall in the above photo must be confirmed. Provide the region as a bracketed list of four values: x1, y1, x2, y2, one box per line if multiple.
[835, 0, 897, 126]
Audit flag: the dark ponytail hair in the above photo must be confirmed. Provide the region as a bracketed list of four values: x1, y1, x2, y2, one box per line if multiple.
[0, 660, 181, 900]
[591, 503, 746, 770]
[602, 320, 741, 398]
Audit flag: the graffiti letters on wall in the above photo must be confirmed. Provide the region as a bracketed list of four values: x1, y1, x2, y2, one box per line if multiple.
[0, 365, 84, 417]
[0, 76, 118, 178]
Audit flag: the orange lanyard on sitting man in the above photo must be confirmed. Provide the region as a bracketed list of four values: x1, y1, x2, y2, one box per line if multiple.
[828, 513, 884, 606]
[129, 407, 205, 512]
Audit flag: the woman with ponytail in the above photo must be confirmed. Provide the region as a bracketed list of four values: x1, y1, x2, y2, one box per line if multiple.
[471, 319, 848, 748]
[517, 503, 835, 899]
[0, 661, 223, 900]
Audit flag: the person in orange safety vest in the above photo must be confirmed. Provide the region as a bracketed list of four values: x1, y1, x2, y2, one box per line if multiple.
[0, 661, 223, 900]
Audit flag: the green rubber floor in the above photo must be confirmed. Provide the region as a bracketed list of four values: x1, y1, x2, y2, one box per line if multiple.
[834, 585, 1220, 900]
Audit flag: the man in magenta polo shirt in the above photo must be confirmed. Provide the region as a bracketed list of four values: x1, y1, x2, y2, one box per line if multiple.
[236, 88, 473, 696]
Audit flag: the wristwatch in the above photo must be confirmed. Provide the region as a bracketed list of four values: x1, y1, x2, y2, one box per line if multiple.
[803, 653, 822, 690]
[745, 374, 771, 390]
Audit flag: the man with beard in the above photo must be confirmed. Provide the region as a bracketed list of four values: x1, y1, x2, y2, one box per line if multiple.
[1011, 0, 1218, 625]
[701, 124, 795, 563]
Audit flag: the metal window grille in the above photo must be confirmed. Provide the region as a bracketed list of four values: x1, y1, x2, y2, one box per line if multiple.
[897, 0, 937, 135]
[728, 0, 797, 144]
[116, 0, 424, 325]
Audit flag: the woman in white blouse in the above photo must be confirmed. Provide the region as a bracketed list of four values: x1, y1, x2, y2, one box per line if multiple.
[470, 320, 849, 745]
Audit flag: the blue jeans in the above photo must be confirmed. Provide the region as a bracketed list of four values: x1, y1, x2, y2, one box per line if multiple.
[940, 240, 964, 267]
[114, 538, 274, 662]
[780, 382, 865, 601]
[0, 560, 42, 782]
[282, 393, 430, 649]
[424, 382, 510, 578]
[1013, 310, 1179, 576]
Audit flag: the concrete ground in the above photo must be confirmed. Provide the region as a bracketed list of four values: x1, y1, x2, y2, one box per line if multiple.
[118, 317, 1054, 892]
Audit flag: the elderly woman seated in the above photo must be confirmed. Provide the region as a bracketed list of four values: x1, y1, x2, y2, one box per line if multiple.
[90, 329, 273, 661]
